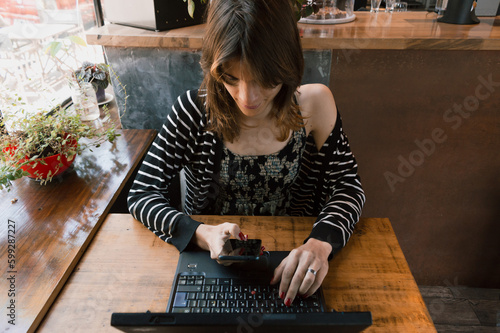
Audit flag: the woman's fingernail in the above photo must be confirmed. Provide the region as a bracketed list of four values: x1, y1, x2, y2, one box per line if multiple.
[244, 234, 248, 241]
[238, 232, 245, 240]
[280, 292, 285, 300]
[270, 276, 274, 284]
[285, 298, 292, 307]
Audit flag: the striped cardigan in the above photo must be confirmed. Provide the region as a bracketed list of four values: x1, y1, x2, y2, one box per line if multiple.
[128, 89, 365, 257]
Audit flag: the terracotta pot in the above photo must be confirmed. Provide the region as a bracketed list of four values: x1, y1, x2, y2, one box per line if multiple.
[21, 150, 76, 179]
[5, 138, 78, 179]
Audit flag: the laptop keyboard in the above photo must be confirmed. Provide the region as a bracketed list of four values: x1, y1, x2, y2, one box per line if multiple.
[170, 275, 324, 314]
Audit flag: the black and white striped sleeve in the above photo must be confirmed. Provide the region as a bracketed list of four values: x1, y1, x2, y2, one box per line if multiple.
[306, 112, 365, 257]
[127, 90, 202, 252]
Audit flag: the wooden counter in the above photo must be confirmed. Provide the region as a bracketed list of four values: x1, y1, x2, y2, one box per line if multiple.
[87, 12, 500, 50]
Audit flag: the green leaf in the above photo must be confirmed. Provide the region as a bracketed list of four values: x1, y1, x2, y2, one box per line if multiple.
[45, 41, 62, 57]
[188, 0, 195, 18]
[67, 35, 87, 47]
[303, 5, 314, 17]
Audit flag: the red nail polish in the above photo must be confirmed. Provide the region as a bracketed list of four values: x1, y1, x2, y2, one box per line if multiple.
[280, 292, 285, 300]
[303, 294, 308, 299]
[270, 276, 274, 284]
[244, 234, 248, 241]
[285, 298, 292, 307]
[238, 232, 244, 240]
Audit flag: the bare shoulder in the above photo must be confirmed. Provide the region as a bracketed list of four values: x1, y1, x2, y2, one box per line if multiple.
[297, 84, 337, 149]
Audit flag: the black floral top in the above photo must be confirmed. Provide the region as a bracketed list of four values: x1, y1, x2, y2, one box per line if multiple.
[216, 128, 307, 216]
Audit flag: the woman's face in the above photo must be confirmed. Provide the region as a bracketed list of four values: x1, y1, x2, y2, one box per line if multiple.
[220, 59, 282, 121]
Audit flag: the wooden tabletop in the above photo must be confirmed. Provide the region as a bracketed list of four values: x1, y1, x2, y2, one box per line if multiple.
[0, 129, 156, 333]
[86, 12, 500, 50]
[38, 214, 436, 332]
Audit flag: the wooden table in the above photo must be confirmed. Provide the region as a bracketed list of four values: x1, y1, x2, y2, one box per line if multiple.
[0, 129, 156, 333]
[86, 12, 500, 50]
[38, 215, 436, 332]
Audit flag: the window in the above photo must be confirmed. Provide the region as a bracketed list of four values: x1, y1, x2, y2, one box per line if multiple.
[0, 0, 105, 112]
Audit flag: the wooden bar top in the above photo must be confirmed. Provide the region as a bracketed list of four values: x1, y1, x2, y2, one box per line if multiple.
[86, 12, 500, 50]
[0, 129, 156, 333]
[39, 214, 436, 332]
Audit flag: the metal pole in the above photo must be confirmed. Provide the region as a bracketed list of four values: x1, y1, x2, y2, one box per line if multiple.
[93, 0, 105, 27]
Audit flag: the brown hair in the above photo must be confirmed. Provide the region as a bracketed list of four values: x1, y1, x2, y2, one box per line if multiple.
[200, 0, 304, 142]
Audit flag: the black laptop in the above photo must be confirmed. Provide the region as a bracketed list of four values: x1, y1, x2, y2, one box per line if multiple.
[111, 251, 372, 332]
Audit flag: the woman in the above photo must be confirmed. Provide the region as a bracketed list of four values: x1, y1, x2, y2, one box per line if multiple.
[128, 0, 364, 307]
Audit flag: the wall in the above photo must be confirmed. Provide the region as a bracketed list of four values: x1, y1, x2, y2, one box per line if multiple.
[105, 47, 332, 131]
[331, 49, 500, 288]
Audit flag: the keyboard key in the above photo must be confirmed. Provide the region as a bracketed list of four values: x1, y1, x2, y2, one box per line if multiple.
[178, 285, 202, 292]
[173, 292, 188, 307]
[219, 278, 231, 285]
[172, 308, 190, 313]
[205, 278, 217, 285]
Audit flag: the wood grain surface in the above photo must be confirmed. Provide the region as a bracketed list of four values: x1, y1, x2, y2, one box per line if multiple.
[0, 129, 156, 333]
[39, 214, 436, 332]
[86, 12, 500, 50]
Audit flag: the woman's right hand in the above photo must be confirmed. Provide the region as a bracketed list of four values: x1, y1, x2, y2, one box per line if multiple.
[193, 223, 247, 261]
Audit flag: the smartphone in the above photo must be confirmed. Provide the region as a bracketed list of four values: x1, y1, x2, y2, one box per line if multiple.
[218, 239, 262, 262]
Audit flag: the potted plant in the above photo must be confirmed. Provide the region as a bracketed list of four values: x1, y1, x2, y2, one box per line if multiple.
[73, 61, 111, 103]
[0, 94, 119, 191]
[291, 0, 318, 21]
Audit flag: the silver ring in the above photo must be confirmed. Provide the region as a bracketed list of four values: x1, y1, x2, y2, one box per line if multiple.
[307, 268, 317, 276]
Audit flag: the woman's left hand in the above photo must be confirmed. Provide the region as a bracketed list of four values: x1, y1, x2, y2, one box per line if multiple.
[270, 238, 332, 306]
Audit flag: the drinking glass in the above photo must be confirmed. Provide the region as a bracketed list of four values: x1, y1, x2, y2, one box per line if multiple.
[435, 0, 448, 14]
[71, 82, 100, 121]
[386, 0, 396, 12]
[393, 1, 408, 12]
[370, 0, 382, 12]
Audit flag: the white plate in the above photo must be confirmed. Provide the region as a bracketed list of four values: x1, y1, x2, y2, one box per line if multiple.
[299, 14, 356, 25]
[98, 93, 114, 106]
